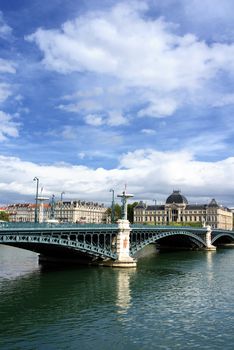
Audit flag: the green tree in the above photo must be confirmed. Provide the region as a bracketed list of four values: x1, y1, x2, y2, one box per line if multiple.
[127, 202, 138, 223]
[114, 203, 122, 220]
[107, 202, 138, 223]
[107, 203, 122, 222]
[0, 211, 9, 222]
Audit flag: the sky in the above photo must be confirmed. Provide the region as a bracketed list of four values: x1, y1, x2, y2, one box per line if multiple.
[0, 0, 234, 207]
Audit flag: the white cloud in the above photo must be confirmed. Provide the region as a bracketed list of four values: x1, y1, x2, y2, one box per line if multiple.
[27, 3, 234, 94]
[0, 58, 16, 105]
[0, 12, 12, 40]
[0, 83, 13, 103]
[58, 99, 101, 113]
[0, 111, 20, 141]
[84, 111, 128, 127]
[0, 58, 16, 74]
[62, 87, 104, 100]
[0, 149, 234, 205]
[25, 2, 234, 126]
[138, 98, 179, 117]
[85, 114, 104, 126]
[107, 110, 128, 126]
[141, 129, 156, 135]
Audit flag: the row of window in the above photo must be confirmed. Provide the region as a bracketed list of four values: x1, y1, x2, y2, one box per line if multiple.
[136, 210, 210, 215]
[134, 215, 219, 222]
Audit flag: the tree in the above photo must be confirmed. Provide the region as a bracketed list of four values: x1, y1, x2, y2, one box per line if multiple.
[127, 202, 138, 223]
[106, 203, 122, 222]
[0, 211, 9, 222]
[107, 202, 138, 223]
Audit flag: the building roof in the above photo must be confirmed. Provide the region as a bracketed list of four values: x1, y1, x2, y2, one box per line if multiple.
[186, 204, 207, 210]
[146, 205, 165, 210]
[134, 201, 146, 209]
[208, 198, 219, 208]
[166, 190, 188, 205]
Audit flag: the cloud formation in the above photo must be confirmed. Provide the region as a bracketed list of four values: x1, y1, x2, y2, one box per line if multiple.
[27, 4, 234, 88]
[0, 111, 20, 141]
[0, 149, 234, 205]
[26, 2, 234, 124]
[0, 11, 12, 40]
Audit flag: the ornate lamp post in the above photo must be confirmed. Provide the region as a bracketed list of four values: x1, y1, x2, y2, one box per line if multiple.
[51, 194, 55, 220]
[109, 189, 115, 223]
[33, 177, 39, 223]
[60, 191, 65, 222]
[153, 199, 157, 225]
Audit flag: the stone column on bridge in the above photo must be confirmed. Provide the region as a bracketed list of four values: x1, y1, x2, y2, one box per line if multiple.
[111, 219, 137, 267]
[205, 225, 216, 251]
[109, 188, 137, 267]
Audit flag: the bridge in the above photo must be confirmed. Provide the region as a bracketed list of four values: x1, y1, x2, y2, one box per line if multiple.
[1, 220, 234, 267]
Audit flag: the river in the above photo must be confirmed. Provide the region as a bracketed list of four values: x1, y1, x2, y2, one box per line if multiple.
[0, 245, 233, 350]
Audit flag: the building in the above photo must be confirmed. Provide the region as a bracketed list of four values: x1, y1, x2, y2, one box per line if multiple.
[6, 203, 50, 222]
[4, 200, 107, 224]
[55, 200, 107, 224]
[134, 190, 233, 230]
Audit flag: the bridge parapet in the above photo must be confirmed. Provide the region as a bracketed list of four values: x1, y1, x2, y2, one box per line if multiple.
[0, 222, 118, 230]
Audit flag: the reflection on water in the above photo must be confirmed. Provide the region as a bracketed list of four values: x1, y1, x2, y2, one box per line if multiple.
[0, 245, 39, 280]
[0, 246, 234, 350]
[116, 268, 136, 316]
[206, 250, 216, 283]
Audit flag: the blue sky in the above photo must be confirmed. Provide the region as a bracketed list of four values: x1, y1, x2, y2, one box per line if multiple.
[0, 0, 234, 206]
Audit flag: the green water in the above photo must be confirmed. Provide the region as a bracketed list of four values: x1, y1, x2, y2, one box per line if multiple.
[0, 245, 233, 350]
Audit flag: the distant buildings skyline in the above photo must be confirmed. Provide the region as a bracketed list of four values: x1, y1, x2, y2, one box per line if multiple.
[134, 190, 233, 230]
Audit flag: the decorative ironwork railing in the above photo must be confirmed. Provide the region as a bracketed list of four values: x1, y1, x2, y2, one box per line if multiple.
[0, 222, 118, 230]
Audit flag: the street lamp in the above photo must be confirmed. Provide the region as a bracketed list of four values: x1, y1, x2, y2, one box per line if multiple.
[109, 189, 115, 223]
[153, 199, 157, 225]
[51, 194, 55, 220]
[60, 191, 65, 222]
[33, 177, 39, 223]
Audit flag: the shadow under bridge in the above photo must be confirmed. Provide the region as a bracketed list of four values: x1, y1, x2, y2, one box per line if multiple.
[129, 226, 210, 255]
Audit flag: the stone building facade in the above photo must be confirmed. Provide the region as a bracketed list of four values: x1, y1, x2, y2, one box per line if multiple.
[5, 203, 50, 222]
[134, 190, 233, 230]
[4, 200, 107, 224]
[54, 200, 107, 224]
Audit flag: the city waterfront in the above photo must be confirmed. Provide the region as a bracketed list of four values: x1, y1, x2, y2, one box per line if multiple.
[0, 245, 233, 350]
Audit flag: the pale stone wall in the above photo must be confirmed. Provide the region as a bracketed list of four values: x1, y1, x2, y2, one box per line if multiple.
[6, 203, 50, 222]
[134, 200, 233, 230]
[55, 200, 107, 223]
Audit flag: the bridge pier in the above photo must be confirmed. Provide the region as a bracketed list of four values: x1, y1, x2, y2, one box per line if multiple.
[205, 225, 216, 251]
[103, 219, 137, 268]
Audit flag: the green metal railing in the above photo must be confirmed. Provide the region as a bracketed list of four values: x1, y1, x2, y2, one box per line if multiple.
[0, 222, 118, 230]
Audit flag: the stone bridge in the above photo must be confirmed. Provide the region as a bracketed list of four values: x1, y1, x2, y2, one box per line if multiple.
[0, 221, 234, 267]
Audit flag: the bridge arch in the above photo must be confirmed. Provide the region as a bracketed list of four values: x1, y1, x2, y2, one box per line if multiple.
[212, 233, 234, 245]
[130, 229, 206, 255]
[0, 233, 117, 261]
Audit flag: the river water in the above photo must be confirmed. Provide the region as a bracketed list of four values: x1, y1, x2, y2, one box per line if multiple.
[0, 245, 233, 350]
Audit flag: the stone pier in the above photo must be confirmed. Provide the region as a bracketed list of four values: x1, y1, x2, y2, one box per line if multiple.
[103, 219, 137, 268]
[205, 225, 216, 251]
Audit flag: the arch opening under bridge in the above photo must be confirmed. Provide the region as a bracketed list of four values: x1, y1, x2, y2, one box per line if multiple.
[130, 229, 207, 256]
